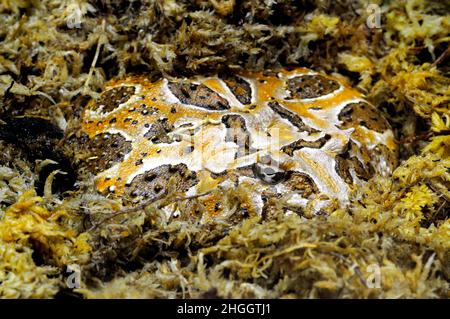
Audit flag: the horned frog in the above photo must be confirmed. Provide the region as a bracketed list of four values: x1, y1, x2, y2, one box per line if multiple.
[77, 67, 397, 222]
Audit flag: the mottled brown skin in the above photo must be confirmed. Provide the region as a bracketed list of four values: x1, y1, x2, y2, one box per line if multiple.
[168, 82, 230, 110]
[220, 73, 252, 105]
[95, 86, 136, 113]
[373, 144, 398, 172]
[222, 114, 252, 158]
[124, 164, 198, 202]
[335, 141, 377, 183]
[335, 154, 354, 184]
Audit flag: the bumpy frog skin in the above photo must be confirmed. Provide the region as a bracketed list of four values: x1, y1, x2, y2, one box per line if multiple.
[80, 67, 397, 220]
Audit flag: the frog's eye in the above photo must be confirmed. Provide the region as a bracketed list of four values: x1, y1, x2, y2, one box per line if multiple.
[168, 81, 230, 110]
[286, 74, 340, 100]
[91, 85, 136, 113]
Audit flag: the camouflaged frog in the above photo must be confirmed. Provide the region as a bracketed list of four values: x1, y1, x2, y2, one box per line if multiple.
[78, 67, 397, 221]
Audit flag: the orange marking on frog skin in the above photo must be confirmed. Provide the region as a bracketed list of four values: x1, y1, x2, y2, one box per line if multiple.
[196, 171, 224, 194]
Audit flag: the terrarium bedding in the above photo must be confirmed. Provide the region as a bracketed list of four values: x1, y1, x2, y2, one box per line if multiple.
[0, 0, 449, 299]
